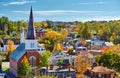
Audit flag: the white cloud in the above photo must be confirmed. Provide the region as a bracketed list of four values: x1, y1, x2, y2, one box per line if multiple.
[34, 16, 120, 22]
[81, 16, 120, 22]
[3, 0, 36, 6]
[79, 1, 106, 5]
[12, 10, 104, 15]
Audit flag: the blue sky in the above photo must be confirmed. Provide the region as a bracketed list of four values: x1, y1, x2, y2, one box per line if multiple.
[0, 0, 120, 22]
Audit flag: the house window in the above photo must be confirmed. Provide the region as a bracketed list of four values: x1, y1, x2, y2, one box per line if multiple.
[31, 43, 34, 48]
[29, 56, 36, 67]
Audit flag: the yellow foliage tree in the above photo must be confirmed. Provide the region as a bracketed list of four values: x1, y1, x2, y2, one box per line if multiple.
[53, 43, 63, 52]
[6, 39, 15, 54]
[45, 29, 63, 51]
[60, 28, 69, 39]
[42, 22, 48, 28]
[75, 54, 90, 78]
[22, 55, 29, 65]
[34, 22, 42, 28]
[45, 29, 63, 42]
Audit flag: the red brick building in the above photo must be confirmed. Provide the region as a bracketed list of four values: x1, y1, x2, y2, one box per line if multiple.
[10, 7, 41, 77]
[36, 28, 46, 38]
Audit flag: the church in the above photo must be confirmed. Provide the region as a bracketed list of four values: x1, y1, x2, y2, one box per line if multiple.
[9, 7, 41, 77]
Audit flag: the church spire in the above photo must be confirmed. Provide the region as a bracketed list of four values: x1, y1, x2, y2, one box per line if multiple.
[27, 6, 36, 39]
[20, 25, 25, 44]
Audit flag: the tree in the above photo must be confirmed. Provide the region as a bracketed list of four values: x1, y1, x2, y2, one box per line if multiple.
[60, 28, 69, 39]
[39, 51, 51, 67]
[43, 50, 52, 57]
[95, 52, 120, 72]
[0, 38, 2, 43]
[38, 75, 55, 78]
[18, 62, 32, 77]
[101, 45, 120, 54]
[57, 58, 63, 66]
[44, 29, 63, 51]
[21, 55, 29, 65]
[34, 22, 42, 28]
[18, 56, 32, 77]
[75, 54, 90, 78]
[42, 22, 48, 28]
[6, 39, 15, 54]
[53, 43, 63, 52]
[5, 39, 15, 61]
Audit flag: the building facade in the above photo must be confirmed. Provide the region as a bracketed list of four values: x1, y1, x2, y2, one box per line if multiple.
[10, 7, 41, 77]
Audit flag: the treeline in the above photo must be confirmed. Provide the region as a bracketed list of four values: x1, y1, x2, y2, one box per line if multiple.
[0, 16, 28, 38]
[73, 20, 120, 44]
[0, 16, 120, 44]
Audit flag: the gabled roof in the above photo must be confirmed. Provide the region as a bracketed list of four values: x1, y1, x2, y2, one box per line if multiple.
[91, 36, 101, 41]
[10, 43, 26, 61]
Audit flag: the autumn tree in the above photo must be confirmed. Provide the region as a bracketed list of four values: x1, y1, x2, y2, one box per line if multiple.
[34, 22, 42, 28]
[44, 29, 63, 52]
[101, 45, 120, 54]
[18, 63, 32, 77]
[75, 54, 90, 78]
[39, 51, 52, 67]
[42, 22, 48, 28]
[60, 28, 69, 39]
[18, 55, 32, 77]
[5, 39, 15, 61]
[53, 43, 63, 52]
[21, 55, 29, 65]
[6, 39, 15, 54]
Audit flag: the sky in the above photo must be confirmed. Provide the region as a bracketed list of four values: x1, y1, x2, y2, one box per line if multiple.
[0, 0, 120, 22]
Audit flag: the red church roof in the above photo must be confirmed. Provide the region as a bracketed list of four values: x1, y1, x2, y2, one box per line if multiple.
[27, 6, 36, 39]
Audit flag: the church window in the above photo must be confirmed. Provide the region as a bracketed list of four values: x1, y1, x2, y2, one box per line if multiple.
[29, 56, 36, 67]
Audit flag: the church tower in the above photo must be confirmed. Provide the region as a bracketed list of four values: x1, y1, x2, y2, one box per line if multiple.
[25, 6, 38, 50]
[20, 26, 25, 44]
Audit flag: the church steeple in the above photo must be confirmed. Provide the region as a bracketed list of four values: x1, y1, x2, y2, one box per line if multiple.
[27, 6, 36, 39]
[20, 26, 25, 44]
[25, 6, 38, 50]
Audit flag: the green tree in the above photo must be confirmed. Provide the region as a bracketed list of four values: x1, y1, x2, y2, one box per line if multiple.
[95, 52, 120, 72]
[18, 62, 32, 77]
[18, 56, 32, 77]
[39, 51, 51, 67]
[38, 75, 55, 78]
[57, 58, 63, 66]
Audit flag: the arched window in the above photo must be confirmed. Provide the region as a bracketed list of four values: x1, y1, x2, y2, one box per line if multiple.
[29, 56, 36, 67]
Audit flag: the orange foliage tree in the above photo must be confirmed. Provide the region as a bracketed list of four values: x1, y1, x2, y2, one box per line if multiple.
[101, 45, 120, 54]
[75, 54, 90, 78]
[6, 39, 15, 54]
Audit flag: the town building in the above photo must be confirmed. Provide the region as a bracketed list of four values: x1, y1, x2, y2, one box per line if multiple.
[9, 7, 42, 77]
